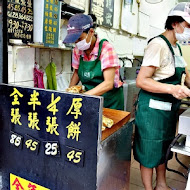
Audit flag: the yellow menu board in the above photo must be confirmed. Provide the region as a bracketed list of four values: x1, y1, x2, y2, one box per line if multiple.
[10, 173, 50, 190]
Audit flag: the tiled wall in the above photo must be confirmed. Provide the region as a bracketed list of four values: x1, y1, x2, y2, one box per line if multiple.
[181, 45, 190, 70]
[8, 45, 73, 91]
[8, 46, 35, 86]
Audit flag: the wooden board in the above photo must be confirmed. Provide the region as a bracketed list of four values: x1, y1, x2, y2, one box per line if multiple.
[102, 108, 131, 141]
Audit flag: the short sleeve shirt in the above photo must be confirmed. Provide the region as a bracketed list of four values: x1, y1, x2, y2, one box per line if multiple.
[142, 37, 187, 81]
[72, 37, 123, 88]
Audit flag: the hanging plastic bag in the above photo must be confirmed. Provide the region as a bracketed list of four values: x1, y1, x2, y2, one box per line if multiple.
[33, 62, 45, 89]
[56, 72, 69, 91]
[45, 62, 57, 90]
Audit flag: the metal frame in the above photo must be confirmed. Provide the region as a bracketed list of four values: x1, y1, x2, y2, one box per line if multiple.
[165, 134, 189, 179]
[2, 0, 8, 83]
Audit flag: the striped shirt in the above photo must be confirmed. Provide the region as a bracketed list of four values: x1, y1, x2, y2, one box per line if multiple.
[72, 37, 123, 88]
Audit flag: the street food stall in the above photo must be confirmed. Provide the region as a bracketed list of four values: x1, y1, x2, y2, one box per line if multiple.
[0, 83, 132, 190]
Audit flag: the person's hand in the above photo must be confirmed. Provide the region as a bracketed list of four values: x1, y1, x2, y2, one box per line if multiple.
[170, 85, 190, 99]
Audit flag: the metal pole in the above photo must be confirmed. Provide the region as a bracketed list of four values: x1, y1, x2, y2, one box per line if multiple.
[186, 171, 190, 190]
[2, 0, 8, 83]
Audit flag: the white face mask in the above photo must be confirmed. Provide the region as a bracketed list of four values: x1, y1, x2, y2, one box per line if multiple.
[175, 23, 190, 42]
[76, 33, 92, 51]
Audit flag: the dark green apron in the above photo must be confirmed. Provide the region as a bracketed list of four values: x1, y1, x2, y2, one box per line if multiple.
[78, 39, 124, 110]
[133, 35, 186, 168]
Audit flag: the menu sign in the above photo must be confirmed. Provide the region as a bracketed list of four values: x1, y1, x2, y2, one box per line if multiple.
[43, 0, 61, 48]
[10, 173, 50, 190]
[0, 84, 102, 190]
[90, 0, 114, 28]
[7, 0, 33, 43]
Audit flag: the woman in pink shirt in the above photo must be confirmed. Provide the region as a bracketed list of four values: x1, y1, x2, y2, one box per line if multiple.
[63, 14, 124, 110]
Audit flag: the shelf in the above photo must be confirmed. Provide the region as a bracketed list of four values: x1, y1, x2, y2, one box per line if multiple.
[8, 43, 72, 51]
[28, 43, 72, 51]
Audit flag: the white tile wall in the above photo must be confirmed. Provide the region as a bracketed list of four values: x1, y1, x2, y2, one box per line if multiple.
[8, 46, 73, 90]
[132, 38, 147, 57]
[96, 27, 133, 57]
[15, 47, 35, 82]
[39, 49, 72, 77]
[9, 81, 34, 87]
[8, 46, 35, 84]
[8, 46, 14, 83]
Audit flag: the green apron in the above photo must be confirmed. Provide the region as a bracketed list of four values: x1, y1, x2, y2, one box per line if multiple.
[133, 35, 186, 168]
[78, 39, 124, 110]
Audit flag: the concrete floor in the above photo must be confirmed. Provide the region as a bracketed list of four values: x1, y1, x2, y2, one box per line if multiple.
[130, 151, 190, 190]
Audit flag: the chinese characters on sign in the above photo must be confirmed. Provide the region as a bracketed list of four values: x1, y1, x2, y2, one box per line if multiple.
[90, 0, 114, 27]
[65, 98, 84, 166]
[46, 93, 61, 135]
[9, 88, 85, 165]
[0, 83, 101, 189]
[28, 90, 41, 131]
[43, 0, 60, 47]
[7, 0, 33, 43]
[10, 173, 50, 190]
[66, 98, 83, 141]
[10, 88, 23, 126]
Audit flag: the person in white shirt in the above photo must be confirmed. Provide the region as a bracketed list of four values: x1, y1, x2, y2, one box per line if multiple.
[133, 2, 190, 190]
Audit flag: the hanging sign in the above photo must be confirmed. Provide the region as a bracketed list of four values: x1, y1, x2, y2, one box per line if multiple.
[90, 0, 114, 28]
[43, 0, 61, 48]
[7, 0, 33, 43]
[0, 84, 102, 190]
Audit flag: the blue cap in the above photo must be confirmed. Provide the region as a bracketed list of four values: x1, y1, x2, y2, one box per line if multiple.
[63, 14, 93, 44]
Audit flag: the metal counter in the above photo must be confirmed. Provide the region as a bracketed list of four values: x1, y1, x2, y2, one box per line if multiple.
[0, 119, 133, 190]
[0, 83, 133, 190]
[179, 108, 190, 147]
[166, 108, 190, 190]
[97, 120, 133, 190]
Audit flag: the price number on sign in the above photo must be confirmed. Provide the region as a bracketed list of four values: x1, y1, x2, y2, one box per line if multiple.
[44, 142, 60, 157]
[24, 135, 40, 154]
[7, 3, 14, 11]
[65, 146, 84, 167]
[67, 151, 82, 163]
[8, 19, 20, 30]
[9, 131, 23, 149]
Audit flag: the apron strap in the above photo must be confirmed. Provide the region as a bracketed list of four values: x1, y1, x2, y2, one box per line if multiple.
[97, 39, 124, 83]
[159, 35, 175, 56]
[159, 35, 182, 56]
[148, 35, 182, 56]
[97, 39, 108, 58]
[176, 43, 183, 56]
